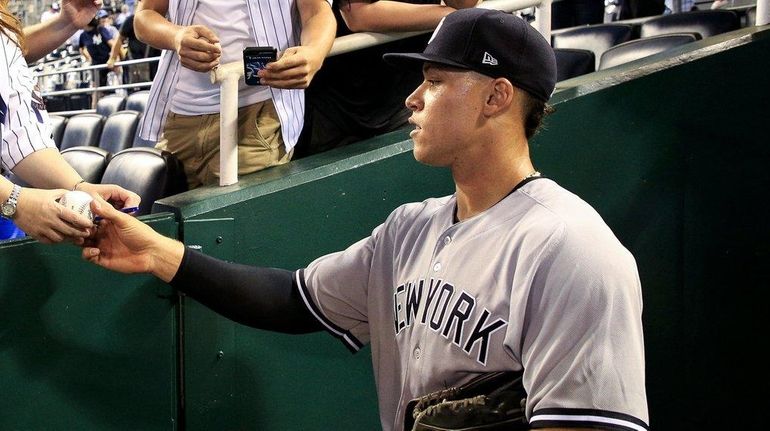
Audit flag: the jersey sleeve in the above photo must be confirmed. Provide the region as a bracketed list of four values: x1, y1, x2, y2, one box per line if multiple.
[1, 34, 55, 172]
[296, 222, 384, 353]
[521, 226, 649, 430]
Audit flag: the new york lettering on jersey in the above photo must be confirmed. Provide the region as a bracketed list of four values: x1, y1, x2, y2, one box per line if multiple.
[393, 278, 507, 365]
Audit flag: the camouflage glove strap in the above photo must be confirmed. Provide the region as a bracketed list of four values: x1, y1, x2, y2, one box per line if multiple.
[407, 371, 529, 431]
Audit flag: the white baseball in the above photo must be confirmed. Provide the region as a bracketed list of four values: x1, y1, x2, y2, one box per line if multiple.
[59, 191, 94, 221]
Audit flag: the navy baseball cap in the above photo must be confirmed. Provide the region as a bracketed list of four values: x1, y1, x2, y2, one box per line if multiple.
[383, 8, 557, 102]
[97, 9, 110, 19]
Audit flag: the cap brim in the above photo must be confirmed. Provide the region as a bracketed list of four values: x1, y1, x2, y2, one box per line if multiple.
[383, 52, 470, 71]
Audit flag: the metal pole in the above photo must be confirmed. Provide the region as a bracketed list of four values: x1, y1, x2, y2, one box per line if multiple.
[534, 0, 552, 43]
[758, 0, 770, 26]
[210, 62, 244, 186]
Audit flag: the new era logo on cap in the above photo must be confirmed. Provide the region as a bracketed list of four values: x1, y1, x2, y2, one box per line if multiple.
[383, 8, 557, 102]
[482, 52, 498, 66]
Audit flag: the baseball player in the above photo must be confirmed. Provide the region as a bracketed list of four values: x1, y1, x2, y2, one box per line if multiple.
[82, 8, 649, 431]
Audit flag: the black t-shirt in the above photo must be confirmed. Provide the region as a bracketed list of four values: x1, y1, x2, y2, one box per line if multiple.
[299, 0, 439, 155]
[119, 14, 161, 60]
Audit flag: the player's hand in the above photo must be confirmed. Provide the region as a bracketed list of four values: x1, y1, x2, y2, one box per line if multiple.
[60, 1, 103, 29]
[13, 187, 92, 244]
[173, 25, 222, 72]
[77, 182, 141, 210]
[258, 46, 325, 89]
[82, 196, 158, 274]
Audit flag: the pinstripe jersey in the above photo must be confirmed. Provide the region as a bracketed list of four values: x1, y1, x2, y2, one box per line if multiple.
[1, 32, 55, 172]
[298, 178, 649, 431]
[137, 0, 332, 152]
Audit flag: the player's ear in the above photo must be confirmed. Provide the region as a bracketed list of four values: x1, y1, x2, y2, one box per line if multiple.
[482, 78, 515, 117]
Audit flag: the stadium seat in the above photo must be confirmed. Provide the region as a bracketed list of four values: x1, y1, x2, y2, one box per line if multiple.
[98, 111, 141, 154]
[60, 147, 112, 184]
[96, 94, 127, 117]
[746, 7, 756, 26]
[48, 114, 68, 148]
[100, 148, 188, 215]
[124, 90, 150, 114]
[640, 10, 740, 39]
[599, 33, 701, 70]
[59, 113, 105, 151]
[554, 48, 595, 81]
[552, 24, 634, 69]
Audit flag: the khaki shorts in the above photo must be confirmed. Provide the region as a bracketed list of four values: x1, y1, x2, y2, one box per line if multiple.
[156, 99, 292, 189]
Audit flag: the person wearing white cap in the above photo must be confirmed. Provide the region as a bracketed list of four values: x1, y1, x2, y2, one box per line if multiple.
[82, 8, 648, 431]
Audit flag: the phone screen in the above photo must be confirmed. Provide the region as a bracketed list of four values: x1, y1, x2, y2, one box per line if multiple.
[243, 47, 277, 86]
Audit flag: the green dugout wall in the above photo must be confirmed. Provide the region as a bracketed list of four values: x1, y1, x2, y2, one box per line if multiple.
[1, 26, 768, 430]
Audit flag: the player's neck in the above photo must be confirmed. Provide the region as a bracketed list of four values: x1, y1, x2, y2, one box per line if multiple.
[453, 142, 534, 222]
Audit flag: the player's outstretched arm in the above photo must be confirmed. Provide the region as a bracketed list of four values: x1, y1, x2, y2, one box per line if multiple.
[83, 197, 321, 334]
[83, 196, 184, 281]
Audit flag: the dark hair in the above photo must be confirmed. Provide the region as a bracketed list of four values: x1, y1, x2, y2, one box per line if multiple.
[522, 93, 555, 140]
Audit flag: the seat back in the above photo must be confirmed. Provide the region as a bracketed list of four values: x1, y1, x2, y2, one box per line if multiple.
[100, 148, 188, 216]
[58, 113, 105, 151]
[554, 48, 596, 81]
[552, 24, 634, 69]
[124, 90, 150, 114]
[60, 146, 112, 184]
[99, 110, 141, 154]
[48, 114, 68, 148]
[640, 10, 740, 39]
[95, 94, 127, 117]
[599, 33, 700, 70]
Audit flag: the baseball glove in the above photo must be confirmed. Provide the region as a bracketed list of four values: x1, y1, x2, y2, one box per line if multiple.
[405, 370, 528, 431]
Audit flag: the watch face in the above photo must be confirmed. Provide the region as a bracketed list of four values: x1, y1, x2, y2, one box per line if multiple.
[1, 203, 15, 217]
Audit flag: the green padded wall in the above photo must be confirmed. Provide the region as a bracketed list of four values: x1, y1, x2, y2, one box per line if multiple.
[0, 214, 180, 430]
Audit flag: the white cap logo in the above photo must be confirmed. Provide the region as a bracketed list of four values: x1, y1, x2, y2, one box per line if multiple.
[482, 52, 498, 66]
[428, 17, 446, 45]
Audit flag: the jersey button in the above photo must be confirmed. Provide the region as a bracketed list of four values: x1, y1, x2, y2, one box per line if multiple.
[433, 262, 441, 272]
[443, 236, 452, 246]
[414, 347, 421, 360]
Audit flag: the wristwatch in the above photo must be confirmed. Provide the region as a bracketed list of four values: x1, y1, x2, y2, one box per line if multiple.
[1, 184, 21, 219]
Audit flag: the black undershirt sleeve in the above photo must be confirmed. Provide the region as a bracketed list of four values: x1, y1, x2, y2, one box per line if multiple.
[169, 248, 323, 334]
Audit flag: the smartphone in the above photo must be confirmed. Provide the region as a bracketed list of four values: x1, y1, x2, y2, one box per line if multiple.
[243, 46, 277, 86]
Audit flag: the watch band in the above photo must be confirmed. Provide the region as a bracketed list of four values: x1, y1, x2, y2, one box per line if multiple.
[1, 184, 21, 218]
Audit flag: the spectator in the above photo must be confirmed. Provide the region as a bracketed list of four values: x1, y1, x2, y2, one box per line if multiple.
[40, 2, 62, 23]
[551, 0, 604, 30]
[296, 0, 479, 158]
[83, 9, 648, 431]
[115, 4, 129, 27]
[79, 15, 116, 87]
[1, 0, 140, 243]
[133, 0, 336, 189]
[107, 13, 161, 83]
[97, 8, 119, 38]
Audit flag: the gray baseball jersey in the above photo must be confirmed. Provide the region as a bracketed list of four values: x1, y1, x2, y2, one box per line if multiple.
[297, 178, 649, 431]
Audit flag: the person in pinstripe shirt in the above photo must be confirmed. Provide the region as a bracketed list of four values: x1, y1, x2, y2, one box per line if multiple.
[134, 0, 335, 188]
[1, 0, 140, 243]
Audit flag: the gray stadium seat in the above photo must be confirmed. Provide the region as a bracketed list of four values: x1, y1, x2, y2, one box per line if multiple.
[552, 23, 634, 69]
[58, 113, 105, 151]
[599, 33, 701, 70]
[746, 7, 756, 26]
[48, 114, 68, 148]
[640, 10, 740, 39]
[96, 94, 127, 117]
[60, 146, 112, 184]
[100, 148, 187, 215]
[554, 48, 595, 81]
[98, 111, 141, 154]
[124, 90, 150, 114]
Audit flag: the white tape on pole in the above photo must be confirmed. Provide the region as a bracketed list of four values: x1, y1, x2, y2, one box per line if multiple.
[758, 0, 769, 27]
[211, 62, 244, 186]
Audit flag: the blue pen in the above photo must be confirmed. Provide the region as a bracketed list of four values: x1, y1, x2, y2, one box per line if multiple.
[94, 206, 139, 223]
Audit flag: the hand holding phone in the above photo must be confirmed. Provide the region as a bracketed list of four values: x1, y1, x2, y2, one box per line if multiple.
[243, 47, 277, 86]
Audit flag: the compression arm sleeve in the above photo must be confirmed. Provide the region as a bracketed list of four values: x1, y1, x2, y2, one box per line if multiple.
[169, 248, 322, 334]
